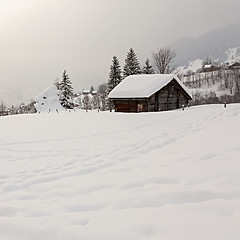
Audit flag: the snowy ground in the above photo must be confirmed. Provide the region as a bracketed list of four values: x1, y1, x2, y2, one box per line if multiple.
[0, 105, 240, 240]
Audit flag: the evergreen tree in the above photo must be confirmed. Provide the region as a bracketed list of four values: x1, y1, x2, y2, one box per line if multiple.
[107, 56, 122, 94]
[59, 70, 74, 109]
[142, 58, 155, 74]
[123, 48, 141, 78]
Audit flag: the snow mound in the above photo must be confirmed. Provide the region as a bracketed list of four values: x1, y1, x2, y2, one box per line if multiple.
[35, 85, 64, 113]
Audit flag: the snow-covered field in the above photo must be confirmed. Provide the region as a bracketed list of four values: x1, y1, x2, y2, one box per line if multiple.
[0, 105, 240, 240]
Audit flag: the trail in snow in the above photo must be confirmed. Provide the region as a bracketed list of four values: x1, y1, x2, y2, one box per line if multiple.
[0, 104, 240, 240]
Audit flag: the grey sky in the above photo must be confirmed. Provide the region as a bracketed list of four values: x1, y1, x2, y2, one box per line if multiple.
[1, 0, 240, 104]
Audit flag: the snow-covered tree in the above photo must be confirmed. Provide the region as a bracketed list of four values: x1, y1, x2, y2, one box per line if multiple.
[82, 94, 91, 111]
[107, 56, 122, 94]
[91, 94, 99, 109]
[98, 83, 108, 110]
[123, 48, 141, 78]
[59, 70, 74, 109]
[142, 58, 155, 74]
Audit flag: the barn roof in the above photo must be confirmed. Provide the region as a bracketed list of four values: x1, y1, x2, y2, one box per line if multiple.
[108, 74, 191, 99]
[203, 64, 213, 68]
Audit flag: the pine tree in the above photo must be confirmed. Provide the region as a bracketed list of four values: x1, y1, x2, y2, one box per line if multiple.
[142, 58, 155, 74]
[123, 48, 141, 78]
[107, 56, 122, 94]
[59, 70, 74, 109]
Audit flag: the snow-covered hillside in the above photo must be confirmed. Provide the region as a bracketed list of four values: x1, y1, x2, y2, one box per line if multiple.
[225, 47, 240, 63]
[0, 105, 240, 240]
[176, 47, 240, 75]
[176, 59, 203, 75]
[171, 22, 240, 67]
[35, 85, 64, 113]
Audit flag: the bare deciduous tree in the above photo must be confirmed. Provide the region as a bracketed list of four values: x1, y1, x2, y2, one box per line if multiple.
[98, 83, 108, 111]
[152, 47, 177, 74]
[0, 101, 5, 116]
[233, 69, 240, 93]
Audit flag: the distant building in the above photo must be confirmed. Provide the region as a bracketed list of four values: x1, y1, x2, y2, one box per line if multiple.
[228, 62, 240, 70]
[82, 89, 98, 95]
[82, 89, 91, 95]
[201, 64, 220, 73]
[108, 74, 192, 113]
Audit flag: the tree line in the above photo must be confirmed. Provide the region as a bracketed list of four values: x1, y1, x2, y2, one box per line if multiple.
[54, 47, 176, 111]
[107, 47, 176, 95]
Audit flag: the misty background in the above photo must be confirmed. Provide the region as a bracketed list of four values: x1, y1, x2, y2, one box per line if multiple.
[1, 0, 240, 105]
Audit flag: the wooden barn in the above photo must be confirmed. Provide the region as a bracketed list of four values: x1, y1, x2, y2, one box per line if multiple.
[108, 74, 192, 113]
[201, 64, 220, 73]
[228, 62, 240, 70]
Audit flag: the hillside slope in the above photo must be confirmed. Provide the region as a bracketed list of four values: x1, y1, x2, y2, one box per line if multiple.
[35, 85, 64, 113]
[0, 106, 240, 240]
[171, 22, 240, 66]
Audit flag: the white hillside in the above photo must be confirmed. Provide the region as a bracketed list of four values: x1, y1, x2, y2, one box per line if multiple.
[176, 59, 203, 75]
[225, 47, 240, 63]
[35, 85, 64, 113]
[0, 105, 240, 240]
[176, 47, 240, 76]
[171, 22, 240, 66]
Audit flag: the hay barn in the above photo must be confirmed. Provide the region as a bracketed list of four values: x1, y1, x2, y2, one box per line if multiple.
[108, 74, 192, 113]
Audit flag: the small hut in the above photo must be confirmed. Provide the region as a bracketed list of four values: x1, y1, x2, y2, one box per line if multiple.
[108, 74, 192, 113]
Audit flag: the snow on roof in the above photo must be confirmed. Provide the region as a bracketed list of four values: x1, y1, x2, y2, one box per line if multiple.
[229, 62, 240, 66]
[203, 64, 213, 68]
[82, 90, 91, 94]
[108, 74, 191, 99]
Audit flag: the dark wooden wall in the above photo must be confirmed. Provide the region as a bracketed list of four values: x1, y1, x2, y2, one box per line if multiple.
[147, 81, 190, 111]
[113, 99, 148, 112]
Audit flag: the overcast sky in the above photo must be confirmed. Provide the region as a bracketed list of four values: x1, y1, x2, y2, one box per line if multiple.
[1, 0, 240, 104]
